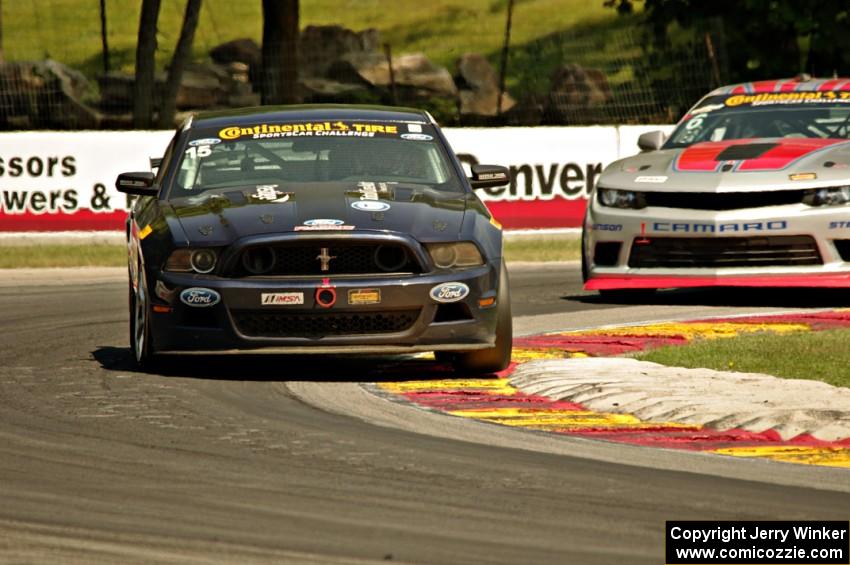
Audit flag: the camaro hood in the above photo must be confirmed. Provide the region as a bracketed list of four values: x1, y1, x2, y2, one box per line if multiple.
[168, 182, 468, 245]
[602, 137, 850, 192]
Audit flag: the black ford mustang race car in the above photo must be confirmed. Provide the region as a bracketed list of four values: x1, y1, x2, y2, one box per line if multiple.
[117, 105, 512, 373]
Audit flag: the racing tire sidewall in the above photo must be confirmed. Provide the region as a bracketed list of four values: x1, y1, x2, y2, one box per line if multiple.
[581, 225, 589, 283]
[130, 264, 155, 367]
[452, 262, 513, 375]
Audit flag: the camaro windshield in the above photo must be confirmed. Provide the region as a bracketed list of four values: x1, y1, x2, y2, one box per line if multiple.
[665, 92, 850, 148]
[170, 120, 462, 197]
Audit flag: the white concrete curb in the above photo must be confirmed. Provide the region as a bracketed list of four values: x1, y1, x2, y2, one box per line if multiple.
[510, 357, 850, 441]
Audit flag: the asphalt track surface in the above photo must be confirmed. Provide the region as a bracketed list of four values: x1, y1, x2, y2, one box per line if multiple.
[2, 264, 850, 564]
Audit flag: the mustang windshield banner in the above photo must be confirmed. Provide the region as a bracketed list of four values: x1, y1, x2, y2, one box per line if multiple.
[0, 126, 670, 232]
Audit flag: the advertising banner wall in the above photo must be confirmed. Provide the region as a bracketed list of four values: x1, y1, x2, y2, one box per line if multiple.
[0, 126, 672, 233]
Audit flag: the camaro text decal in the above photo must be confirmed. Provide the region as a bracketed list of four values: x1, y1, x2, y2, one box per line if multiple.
[652, 221, 788, 233]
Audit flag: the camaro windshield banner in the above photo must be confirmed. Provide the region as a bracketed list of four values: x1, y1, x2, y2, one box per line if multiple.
[0, 125, 670, 232]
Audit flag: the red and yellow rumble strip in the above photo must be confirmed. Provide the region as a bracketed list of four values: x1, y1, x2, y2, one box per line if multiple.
[377, 310, 850, 468]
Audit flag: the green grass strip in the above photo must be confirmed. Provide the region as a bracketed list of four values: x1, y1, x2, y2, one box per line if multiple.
[637, 328, 850, 388]
[0, 245, 126, 268]
[504, 236, 581, 263]
[0, 237, 581, 268]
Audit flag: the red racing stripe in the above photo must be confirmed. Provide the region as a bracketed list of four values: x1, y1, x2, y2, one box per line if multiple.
[585, 272, 850, 290]
[0, 209, 127, 232]
[737, 138, 845, 171]
[485, 197, 587, 229]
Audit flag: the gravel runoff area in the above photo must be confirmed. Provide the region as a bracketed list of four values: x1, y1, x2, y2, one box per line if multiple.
[511, 357, 850, 442]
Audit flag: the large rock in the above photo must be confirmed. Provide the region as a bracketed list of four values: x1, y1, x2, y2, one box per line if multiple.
[455, 53, 515, 119]
[330, 52, 457, 97]
[0, 60, 100, 129]
[210, 38, 261, 68]
[456, 53, 498, 92]
[99, 64, 230, 113]
[546, 63, 612, 123]
[459, 89, 515, 119]
[174, 63, 229, 110]
[298, 77, 374, 104]
[300, 25, 381, 77]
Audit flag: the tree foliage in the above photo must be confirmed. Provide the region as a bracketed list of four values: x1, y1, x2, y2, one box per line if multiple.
[606, 0, 850, 81]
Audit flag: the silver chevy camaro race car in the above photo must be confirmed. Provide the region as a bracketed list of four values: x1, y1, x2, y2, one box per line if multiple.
[583, 76, 850, 293]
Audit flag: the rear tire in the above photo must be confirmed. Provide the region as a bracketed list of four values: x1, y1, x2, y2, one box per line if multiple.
[450, 264, 512, 375]
[129, 264, 156, 368]
[581, 225, 590, 283]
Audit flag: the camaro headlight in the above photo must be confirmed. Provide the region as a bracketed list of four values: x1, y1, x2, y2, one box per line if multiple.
[804, 186, 850, 207]
[164, 248, 218, 274]
[597, 188, 645, 209]
[425, 242, 484, 269]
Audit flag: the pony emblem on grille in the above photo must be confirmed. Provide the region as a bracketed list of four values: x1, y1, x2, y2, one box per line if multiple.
[316, 247, 337, 272]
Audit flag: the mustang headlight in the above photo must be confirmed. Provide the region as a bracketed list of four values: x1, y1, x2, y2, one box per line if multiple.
[597, 188, 646, 209]
[804, 186, 850, 207]
[164, 248, 218, 274]
[425, 242, 484, 269]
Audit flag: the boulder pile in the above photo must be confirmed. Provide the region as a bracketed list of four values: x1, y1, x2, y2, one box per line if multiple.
[1, 25, 614, 128]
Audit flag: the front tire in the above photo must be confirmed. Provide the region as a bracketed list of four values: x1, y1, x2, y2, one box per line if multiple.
[581, 225, 590, 283]
[129, 264, 155, 367]
[451, 264, 512, 375]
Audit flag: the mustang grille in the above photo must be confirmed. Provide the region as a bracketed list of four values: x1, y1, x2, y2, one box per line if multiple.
[643, 190, 806, 210]
[231, 242, 421, 277]
[232, 309, 421, 337]
[628, 236, 822, 268]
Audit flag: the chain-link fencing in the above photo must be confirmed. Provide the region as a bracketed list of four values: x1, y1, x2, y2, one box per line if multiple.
[0, 1, 728, 130]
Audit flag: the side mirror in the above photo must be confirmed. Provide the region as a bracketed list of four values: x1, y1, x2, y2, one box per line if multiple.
[469, 164, 511, 189]
[637, 130, 666, 152]
[116, 171, 158, 196]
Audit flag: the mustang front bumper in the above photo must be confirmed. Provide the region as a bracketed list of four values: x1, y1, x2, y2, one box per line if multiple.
[584, 198, 850, 289]
[146, 264, 501, 354]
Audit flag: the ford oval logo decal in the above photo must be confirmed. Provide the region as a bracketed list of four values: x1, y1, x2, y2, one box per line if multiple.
[180, 287, 221, 307]
[188, 137, 222, 147]
[303, 219, 344, 226]
[430, 282, 469, 303]
[351, 200, 391, 212]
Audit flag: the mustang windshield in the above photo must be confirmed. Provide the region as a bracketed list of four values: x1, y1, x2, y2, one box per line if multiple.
[171, 120, 462, 197]
[665, 92, 850, 149]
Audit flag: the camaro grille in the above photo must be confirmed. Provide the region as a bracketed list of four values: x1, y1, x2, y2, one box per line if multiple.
[231, 242, 422, 277]
[628, 236, 822, 268]
[643, 190, 806, 210]
[232, 309, 421, 337]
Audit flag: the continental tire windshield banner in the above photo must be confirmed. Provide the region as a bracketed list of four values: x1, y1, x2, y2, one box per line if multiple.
[0, 125, 670, 232]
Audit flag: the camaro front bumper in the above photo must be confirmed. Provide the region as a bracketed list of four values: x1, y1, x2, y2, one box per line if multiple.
[145, 264, 501, 354]
[584, 199, 850, 290]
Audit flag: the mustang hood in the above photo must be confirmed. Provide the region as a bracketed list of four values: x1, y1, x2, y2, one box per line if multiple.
[169, 183, 468, 245]
[602, 137, 850, 192]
